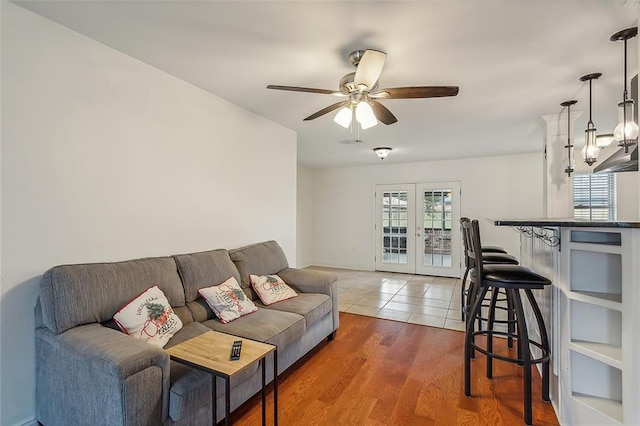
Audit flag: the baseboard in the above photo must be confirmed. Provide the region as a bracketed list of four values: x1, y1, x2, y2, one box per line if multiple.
[305, 262, 374, 272]
[11, 417, 37, 426]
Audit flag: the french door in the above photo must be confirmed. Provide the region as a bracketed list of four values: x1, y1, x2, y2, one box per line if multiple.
[374, 182, 461, 277]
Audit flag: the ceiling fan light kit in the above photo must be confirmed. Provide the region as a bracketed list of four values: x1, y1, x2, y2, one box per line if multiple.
[333, 106, 353, 128]
[374, 147, 392, 160]
[355, 101, 377, 129]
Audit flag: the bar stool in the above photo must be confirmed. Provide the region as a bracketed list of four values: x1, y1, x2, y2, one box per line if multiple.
[460, 217, 519, 321]
[463, 219, 551, 426]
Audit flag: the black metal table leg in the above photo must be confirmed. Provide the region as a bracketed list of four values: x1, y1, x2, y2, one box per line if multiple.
[212, 375, 217, 426]
[274, 349, 278, 426]
[262, 358, 266, 425]
[225, 377, 231, 426]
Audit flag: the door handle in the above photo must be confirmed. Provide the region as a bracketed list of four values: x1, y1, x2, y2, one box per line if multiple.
[416, 226, 422, 237]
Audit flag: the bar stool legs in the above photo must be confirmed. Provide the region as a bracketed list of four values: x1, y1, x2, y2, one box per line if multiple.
[524, 288, 551, 404]
[465, 284, 551, 425]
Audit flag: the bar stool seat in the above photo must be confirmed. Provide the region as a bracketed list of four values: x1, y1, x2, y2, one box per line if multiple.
[463, 219, 552, 426]
[459, 217, 519, 320]
[482, 245, 508, 253]
[480, 264, 549, 286]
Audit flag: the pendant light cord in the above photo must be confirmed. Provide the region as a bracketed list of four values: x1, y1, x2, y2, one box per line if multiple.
[589, 79, 593, 126]
[623, 38, 628, 101]
[622, 37, 629, 150]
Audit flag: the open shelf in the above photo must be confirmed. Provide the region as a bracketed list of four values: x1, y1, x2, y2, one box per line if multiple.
[569, 341, 622, 369]
[572, 394, 623, 424]
[571, 300, 621, 346]
[567, 290, 622, 310]
[570, 230, 622, 246]
[571, 350, 622, 423]
[570, 249, 622, 303]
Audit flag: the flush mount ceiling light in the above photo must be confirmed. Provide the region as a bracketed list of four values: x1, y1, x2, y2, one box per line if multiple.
[373, 147, 392, 160]
[580, 73, 602, 166]
[561, 100, 577, 177]
[611, 27, 639, 153]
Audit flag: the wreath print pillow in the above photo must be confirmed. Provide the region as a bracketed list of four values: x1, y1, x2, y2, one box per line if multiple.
[114, 285, 183, 348]
[198, 276, 258, 324]
[250, 274, 298, 305]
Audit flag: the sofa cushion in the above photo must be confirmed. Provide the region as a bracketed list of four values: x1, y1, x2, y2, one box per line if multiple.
[174, 249, 241, 303]
[114, 286, 183, 348]
[229, 241, 289, 300]
[250, 274, 297, 306]
[40, 257, 185, 334]
[198, 277, 258, 324]
[256, 293, 331, 328]
[202, 308, 304, 349]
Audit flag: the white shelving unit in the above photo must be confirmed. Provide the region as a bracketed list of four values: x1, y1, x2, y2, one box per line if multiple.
[558, 228, 639, 425]
[498, 220, 640, 425]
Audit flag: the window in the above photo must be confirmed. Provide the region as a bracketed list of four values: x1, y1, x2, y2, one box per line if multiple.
[573, 173, 617, 220]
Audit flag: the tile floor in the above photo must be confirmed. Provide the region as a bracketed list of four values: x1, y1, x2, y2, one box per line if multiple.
[305, 266, 467, 332]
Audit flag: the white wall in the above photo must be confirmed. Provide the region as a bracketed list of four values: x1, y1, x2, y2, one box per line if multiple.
[296, 164, 314, 267]
[616, 172, 639, 221]
[308, 153, 543, 270]
[0, 3, 296, 425]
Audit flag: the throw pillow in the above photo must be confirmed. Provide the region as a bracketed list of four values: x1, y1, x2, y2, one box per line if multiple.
[113, 285, 183, 348]
[198, 276, 258, 324]
[250, 274, 298, 306]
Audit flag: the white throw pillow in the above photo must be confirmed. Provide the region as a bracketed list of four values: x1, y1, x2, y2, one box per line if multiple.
[250, 274, 298, 306]
[198, 276, 258, 324]
[113, 285, 183, 348]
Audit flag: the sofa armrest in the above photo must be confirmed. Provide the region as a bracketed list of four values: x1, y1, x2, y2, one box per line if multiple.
[277, 268, 337, 295]
[278, 268, 339, 333]
[36, 323, 170, 425]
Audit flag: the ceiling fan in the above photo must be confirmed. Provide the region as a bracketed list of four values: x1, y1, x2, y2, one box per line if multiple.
[267, 49, 459, 128]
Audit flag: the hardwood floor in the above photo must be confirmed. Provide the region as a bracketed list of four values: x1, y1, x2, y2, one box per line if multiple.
[231, 312, 559, 425]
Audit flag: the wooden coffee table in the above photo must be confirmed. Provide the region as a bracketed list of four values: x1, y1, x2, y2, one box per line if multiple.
[166, 330, 277, 425]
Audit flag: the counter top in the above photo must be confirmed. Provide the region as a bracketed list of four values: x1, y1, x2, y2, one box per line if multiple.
[493, 218, 640, 228]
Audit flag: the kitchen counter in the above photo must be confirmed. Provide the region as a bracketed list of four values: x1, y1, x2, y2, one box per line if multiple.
[493, 218, 640, 228]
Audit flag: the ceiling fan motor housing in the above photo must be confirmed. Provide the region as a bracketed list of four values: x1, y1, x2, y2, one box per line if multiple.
[339, 72, 378, 95]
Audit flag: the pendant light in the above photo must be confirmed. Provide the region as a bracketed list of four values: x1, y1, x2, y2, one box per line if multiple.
[580, 73, 602, 166]
[611, 27, 638, 153]
[561, 100, 577, 176]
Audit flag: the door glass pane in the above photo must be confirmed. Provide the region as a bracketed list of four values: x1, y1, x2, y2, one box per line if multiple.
[422, 189, 452, 267]
[382, 191, 408, 264]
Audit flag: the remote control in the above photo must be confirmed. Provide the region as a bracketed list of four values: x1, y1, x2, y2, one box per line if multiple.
[230, 340, 242, 361]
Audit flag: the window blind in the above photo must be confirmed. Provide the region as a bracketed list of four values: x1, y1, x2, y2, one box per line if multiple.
[573, 173, 617, 221]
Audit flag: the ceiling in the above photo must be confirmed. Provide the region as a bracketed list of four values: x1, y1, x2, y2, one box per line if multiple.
[13, 0, 640, 168]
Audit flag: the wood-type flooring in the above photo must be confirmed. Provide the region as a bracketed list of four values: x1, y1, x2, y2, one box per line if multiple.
[230, 312, 559, 425]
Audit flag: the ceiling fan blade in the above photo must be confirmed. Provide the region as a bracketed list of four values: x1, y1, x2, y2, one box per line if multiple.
[354, 50, 386, 89]
[303, 101, 349, 121]
[267, 85, 337, 95]
[370, 101, 398, 125]
[377, 86, 459, 99]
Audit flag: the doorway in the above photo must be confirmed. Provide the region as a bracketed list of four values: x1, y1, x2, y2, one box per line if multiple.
[374, 182, 461, 277]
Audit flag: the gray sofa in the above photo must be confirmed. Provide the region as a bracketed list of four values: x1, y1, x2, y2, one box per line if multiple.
[35, 240, 338, 425]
